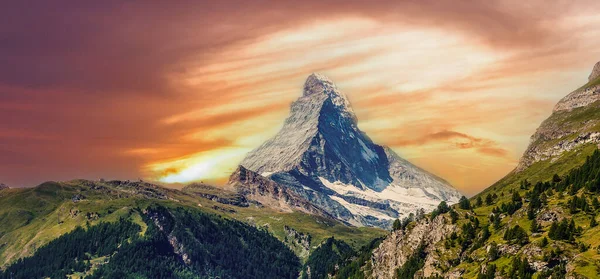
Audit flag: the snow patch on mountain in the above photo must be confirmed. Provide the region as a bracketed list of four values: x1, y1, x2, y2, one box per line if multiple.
[329, 196, 395, 223]
[319, 177, 442, 207]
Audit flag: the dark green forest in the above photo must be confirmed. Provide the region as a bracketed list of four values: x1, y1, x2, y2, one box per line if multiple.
[0, 204, 300, 279]
[0, 219, 141, 279]
[300, 237, 353, 279]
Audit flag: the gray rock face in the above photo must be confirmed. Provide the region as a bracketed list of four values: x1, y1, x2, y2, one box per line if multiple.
[240, 73, 461, 228]
[553, 84, 600, 112]
[370, 215, 457, 279]
[553, 61, 600, 112]
[589, 61, 600, 82]
[228, 165, 331, 218]
[0, 183, 8, 190]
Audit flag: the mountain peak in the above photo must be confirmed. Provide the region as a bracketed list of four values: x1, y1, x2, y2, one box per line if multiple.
[240, 73, 461, 228]
[302, 73, 355, 119]
[303, 73, 336, 97]
[589, 61, 600, 82]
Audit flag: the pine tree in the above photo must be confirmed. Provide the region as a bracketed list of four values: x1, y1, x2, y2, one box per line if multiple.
[485, 194, 494, 205]
[488, 242, 499, 261]
[450, 210, 459, 224]
[540, 237, 549, 247]
[493, 214, 501, 230]
[392, 219, 401, 231]
[593, 198, 600, 210]
[530, 218, 539, 233]
[548, 221, 558, 239]
[552, 174, 561, 183]
[459, 196, 471, 210]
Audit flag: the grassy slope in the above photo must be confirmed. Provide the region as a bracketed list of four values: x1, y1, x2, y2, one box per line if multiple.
[410, 98, 600, 277]
[0, 180, 384, 268]
[480, 98, 600, 200]
[575, 75, 600, 91]
[448, 143, 600, 278]
[0, 182, 153, 266]
[480, 144, 598, 199]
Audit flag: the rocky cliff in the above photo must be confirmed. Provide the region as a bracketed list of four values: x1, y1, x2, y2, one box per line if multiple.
[517, 62, 600, 171]
[370, 215, 458, 279]
[589, 61, 600, 82]
[240, 73, 461, 228]
[228, 165, 331, 218]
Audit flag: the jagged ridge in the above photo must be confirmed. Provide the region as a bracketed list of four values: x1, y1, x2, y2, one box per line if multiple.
[228, 165, 332, 218]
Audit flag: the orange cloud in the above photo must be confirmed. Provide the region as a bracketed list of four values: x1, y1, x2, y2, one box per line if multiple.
[1, 1, 600, 195]
[389, 130, 510, 158]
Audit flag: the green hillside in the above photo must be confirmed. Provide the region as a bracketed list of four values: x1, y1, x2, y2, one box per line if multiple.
[0, 179, 384, 278]
[0, 204, 301, 279]
[452, 149, 600, 278]
[335, 147, 600, 279]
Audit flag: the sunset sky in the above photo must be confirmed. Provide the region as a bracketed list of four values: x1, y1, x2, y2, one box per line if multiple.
[2, 1, 600, 195]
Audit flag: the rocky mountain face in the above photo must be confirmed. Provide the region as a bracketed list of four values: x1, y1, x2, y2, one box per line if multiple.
[239, 73, 461, 228]
[516, 62, 600, 171]
[370, 215, 458, 279]
[228, 165, 331, 218]
[589, 61, 600, 82]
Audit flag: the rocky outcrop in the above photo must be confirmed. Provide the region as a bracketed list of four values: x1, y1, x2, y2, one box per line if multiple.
[516, 61, 600, 171]
[589, 61, 600, 82]
[517, 130, 600, 171]
[145, 208, 192, 265]
[536, 207, 564, 225]
[0, 183, 8, 190]
[554, 61, 600, 112]
[553, 84, 600, 112]
[182, 183, 250, 207]
[284, 225, 311, 258]
[370, 215, 457, 279]
[240, 73, 461, 228]
[229, 165, 331, 218]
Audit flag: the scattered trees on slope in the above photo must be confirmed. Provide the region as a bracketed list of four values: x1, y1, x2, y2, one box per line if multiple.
[548, 219, 581, 242]
[503, 225, 529, 245]
[0, 205, 301, 279]
[395, 243, 427, 279]
[301, 237, 353, 279]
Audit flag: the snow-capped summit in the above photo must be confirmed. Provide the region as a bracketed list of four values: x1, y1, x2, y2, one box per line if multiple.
[239, 74, 462, 228]
[303, 73, 334, 96]
[302, 73, 354, 115]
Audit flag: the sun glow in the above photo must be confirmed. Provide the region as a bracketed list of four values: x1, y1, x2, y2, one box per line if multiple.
[142, 16, 566, 194]
[148, 147, 248, 183]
